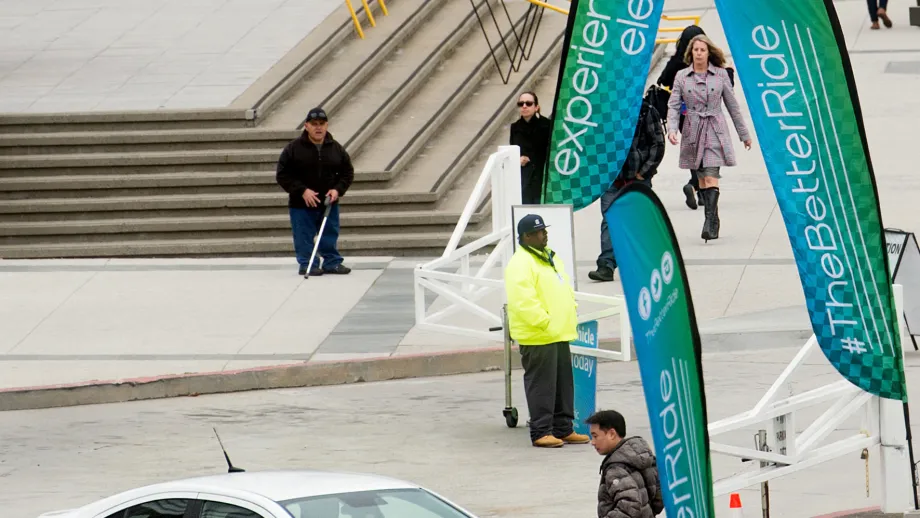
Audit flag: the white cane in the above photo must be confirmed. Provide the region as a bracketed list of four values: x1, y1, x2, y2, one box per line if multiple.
[304, 194, 333, 280]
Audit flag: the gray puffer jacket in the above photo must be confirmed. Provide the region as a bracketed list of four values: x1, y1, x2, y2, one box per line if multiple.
[597, 437, 664, 518]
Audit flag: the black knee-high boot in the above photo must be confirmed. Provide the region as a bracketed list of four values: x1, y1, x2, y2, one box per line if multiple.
[701, 188, 721, 242]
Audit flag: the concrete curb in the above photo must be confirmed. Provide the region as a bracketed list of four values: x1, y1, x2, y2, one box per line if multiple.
[0, 346, 519, 412]
[0, 337, 636, 412]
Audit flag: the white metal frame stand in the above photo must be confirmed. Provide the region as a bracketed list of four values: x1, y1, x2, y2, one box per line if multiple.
[412, 145, 632, 361]
[709, 284, 915, 513]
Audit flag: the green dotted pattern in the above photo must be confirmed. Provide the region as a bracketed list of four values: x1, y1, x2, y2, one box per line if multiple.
[716, 0, 906, 401]
[544, 0, 664, 210]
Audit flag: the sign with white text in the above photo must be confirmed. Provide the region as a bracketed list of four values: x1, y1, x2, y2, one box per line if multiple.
[572, 320, 598, 435]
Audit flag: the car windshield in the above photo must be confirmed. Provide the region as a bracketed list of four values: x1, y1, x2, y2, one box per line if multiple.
[279, 488, 472, 518]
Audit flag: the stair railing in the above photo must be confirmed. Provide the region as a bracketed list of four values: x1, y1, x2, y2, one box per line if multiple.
[345, 0, 389, 39]
[469, 0, 545, 85]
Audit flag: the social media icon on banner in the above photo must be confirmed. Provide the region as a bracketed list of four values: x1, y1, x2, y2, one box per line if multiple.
[638, 287, 652, 320]
[650, 269, 663, 302]
[661, 251, 674, 284]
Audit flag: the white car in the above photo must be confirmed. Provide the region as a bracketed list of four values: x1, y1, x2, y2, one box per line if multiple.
[37, 470, 479, 518]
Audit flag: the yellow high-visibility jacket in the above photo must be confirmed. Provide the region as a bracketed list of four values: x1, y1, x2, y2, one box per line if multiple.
[504, 245, 578, 345]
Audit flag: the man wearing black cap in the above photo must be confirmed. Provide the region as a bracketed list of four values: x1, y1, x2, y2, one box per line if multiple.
[276, 107, 354, 277]
[504, 214, 590, 448]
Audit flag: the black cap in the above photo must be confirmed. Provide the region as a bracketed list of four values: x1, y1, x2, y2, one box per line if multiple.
[306, 107, 328, 122]
[517, 214, 549, 235]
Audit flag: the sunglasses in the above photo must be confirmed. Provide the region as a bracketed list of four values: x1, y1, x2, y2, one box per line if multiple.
[517, 101, 535, 107]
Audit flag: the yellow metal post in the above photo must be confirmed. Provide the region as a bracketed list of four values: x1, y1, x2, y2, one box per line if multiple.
[361, 0, 376, 27]
[345, 0, 365, 39]
[378, 0, 389, 16]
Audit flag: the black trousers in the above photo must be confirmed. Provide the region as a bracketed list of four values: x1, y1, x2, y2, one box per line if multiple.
[520, 342, 575, 441]
[521, 163, 544, 204]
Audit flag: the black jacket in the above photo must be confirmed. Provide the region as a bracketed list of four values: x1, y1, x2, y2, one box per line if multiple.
[618, 99, 664, 184]
[510, 114, 553, 175]
[276, 132, 355, 209]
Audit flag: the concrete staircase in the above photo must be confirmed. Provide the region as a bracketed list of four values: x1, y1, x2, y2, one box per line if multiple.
[0, 0, 567, 259]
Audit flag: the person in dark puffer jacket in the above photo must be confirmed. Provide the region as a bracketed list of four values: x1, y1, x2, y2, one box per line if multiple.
[587, 410, 664, 518]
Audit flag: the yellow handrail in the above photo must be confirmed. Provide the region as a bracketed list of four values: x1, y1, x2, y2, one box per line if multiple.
[657, 14, 702, 44]
[519, 0, 702, 45]
[346, 0, 389, 39]
[525, 0, 568, 15]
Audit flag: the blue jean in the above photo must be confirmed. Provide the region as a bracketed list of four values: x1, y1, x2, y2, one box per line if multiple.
[597, 177, 652, 270]
[289, 205, 343, 270]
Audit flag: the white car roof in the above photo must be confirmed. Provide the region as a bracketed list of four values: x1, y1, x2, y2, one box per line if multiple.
[139, 470, 421, 501]
[48, 470, 424, 518]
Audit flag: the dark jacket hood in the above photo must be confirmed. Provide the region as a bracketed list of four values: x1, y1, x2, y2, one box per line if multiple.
[601, 436, 657, 473]
[673, 25, 706, 64]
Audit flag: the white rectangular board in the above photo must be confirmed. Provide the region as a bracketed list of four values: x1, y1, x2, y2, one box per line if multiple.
[511, 204, 578, 291]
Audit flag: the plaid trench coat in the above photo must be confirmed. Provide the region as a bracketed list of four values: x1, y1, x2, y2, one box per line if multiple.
[666, 63, 750, 170]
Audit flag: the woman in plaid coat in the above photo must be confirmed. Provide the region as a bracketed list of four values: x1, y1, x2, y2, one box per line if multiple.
[666, 35, 752, 242]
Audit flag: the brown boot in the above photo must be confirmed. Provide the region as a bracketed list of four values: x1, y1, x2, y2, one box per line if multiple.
[878, 8, 892, 28]
[560, 432, 591, 444]
[870, 21, 880, 30]
[533, 435, 564, 448]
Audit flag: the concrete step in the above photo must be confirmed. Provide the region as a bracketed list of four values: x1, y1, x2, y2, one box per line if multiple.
[370, 14, 566, 199]
[258, 0, 442, 128]
[0, 209, 489, 245]
[333, 0, 486, 157]
[0, 191, 445, 221]
[0, 109, 254, 134]
[0, 210, 488, 237]
[354, 1, 548, 175]
[0, 232, 490, 259]
[0, 150, 392, 187]
[0, 128, 298, 155]
[0, 170, 393, 199]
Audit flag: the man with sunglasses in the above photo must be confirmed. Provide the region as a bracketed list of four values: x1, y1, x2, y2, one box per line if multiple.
[276, 107, 354, 277]
[504, 214, 590, 448]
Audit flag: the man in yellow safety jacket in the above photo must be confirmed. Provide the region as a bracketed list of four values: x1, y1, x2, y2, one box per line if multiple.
[504, 214, 591, 448]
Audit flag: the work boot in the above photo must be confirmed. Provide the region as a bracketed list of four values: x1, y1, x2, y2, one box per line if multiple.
[560, 432, 590, 444]
[588, 266, 614, 282]
[298, 265, 307, 276]
[306, 268, 324, 278]
[683, 183, 698, 210]
[533, 435, 564, 448]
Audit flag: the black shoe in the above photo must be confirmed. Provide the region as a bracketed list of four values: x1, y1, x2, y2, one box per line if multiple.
[588, 267, 615, 282]
[324, 264, 352, 275]
[305, 268, 324, 278]
[683, 184, 698, 210]
[298, 265, 307, 276]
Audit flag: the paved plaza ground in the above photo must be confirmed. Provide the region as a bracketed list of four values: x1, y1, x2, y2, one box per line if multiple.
[1, 0, 920, 516]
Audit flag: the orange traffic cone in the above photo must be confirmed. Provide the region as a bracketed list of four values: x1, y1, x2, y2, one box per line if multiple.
[729, 493, 743, 517]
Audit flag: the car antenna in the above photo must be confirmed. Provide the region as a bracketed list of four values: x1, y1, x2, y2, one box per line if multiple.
[213, 427, 246, 473]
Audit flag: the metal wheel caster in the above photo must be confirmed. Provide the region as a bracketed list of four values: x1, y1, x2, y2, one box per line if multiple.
[503, 407, 518, 428]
